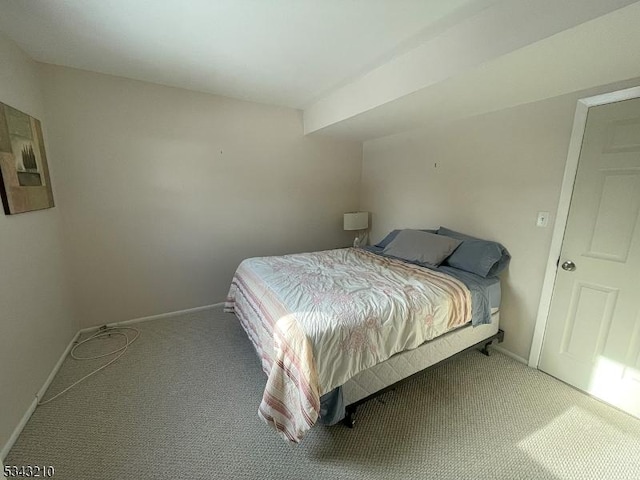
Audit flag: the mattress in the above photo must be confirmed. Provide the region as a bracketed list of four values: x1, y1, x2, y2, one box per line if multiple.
[343, 312, 500, 405]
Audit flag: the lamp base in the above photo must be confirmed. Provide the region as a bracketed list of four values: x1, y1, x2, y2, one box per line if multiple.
[353, 231, 368, 247]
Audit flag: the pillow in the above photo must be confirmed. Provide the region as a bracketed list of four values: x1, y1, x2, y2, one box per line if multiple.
[383, 229, 461, 267]
[375, 228, 438, 248]
[437, 227, 510, 277]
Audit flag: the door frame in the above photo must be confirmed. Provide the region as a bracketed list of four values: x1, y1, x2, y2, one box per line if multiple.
[528, 85, 640, 368]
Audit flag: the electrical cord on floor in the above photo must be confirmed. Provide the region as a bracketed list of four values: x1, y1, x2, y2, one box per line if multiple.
[37, 326, 140, 406]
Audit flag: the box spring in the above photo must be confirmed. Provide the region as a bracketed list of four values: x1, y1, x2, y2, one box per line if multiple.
[343, 311, 500, 405]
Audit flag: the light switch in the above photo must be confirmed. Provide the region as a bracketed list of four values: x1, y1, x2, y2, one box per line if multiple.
[537, 211, 550, 227]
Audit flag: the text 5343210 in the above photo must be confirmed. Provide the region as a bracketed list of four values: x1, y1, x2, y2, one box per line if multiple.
[3, 465, 55, 477]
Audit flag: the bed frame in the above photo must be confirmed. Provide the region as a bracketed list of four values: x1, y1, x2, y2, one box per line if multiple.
[341, 329, 504, 428]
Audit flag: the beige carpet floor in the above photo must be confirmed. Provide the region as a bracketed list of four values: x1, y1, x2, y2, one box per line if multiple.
[6, 307, 640, 479]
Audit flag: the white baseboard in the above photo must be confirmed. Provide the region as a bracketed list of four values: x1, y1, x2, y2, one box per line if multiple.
[1, 302, 224, 461]
[78, 302, 224, 334]
[1, 398, 37, 462]
[36, 331, 81, 402]
[1, 327, 79, 461]
[490, 344, 528, 365]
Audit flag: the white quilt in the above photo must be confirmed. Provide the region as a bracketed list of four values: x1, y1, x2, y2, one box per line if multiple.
[225, 248, 471, 442]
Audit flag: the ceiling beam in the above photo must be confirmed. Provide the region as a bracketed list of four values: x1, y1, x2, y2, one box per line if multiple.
[303, 0, 638, 137]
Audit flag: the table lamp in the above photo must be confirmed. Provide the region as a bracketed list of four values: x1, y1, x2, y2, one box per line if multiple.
[344, 212, 369, 247]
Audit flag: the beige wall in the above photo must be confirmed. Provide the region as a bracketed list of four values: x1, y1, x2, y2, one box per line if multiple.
[0, 35, 77, 455]
[361, 81, 640, 360]
[39, 65, 363, 329]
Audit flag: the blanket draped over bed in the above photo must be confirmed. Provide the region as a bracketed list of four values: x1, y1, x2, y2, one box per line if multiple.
[224, 248, 471, 443]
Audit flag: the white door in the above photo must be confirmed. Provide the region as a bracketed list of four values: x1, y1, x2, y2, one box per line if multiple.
[539, 97, 640, 418]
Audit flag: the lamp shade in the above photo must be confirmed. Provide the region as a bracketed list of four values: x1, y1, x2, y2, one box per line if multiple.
[343, 212, 368, 231]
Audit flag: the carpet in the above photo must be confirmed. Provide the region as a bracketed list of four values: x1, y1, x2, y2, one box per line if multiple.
[6, 307, 640, 479]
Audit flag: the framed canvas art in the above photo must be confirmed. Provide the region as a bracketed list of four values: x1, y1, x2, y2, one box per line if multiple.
[0, 102, 54, 215]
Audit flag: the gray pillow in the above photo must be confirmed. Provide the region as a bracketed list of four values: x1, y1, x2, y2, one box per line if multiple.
[383, 229, 461, 267]
[375, 228, 438, 248]
[437, 227, 510, 277]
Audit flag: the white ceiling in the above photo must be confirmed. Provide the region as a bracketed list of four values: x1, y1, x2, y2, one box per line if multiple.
[1, 0, 639, 140]
[305, 0, 640, 140]
[0, 0, 493, 109]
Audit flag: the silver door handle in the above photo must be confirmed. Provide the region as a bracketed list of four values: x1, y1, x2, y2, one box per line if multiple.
[561, 260, 576, 271]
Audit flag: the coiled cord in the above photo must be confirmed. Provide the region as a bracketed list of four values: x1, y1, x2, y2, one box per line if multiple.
[38, 326, 140, 406]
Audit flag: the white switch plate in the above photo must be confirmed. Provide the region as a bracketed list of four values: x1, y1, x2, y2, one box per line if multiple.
[537, 211, 550, 227]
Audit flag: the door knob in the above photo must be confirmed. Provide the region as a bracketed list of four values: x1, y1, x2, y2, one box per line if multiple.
[561, 260, 576, 271]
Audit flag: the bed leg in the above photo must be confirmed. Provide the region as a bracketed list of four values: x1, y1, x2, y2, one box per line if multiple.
[343, 405, 357, 428]
[481, 330, 505, 356]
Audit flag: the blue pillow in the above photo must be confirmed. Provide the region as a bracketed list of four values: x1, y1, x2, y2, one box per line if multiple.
[375, 228, 438, 248]
[437, 227, 510, 277]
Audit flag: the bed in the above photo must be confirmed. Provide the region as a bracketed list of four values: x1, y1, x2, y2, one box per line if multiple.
[224, 228, 509, 443]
